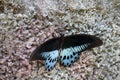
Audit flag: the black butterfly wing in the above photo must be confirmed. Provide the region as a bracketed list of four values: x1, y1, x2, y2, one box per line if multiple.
[60, 34, 103, 66]
[30, 38, 60, 71]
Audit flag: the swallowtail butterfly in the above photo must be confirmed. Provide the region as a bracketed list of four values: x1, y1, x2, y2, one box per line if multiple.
[30, 34, 103, 71]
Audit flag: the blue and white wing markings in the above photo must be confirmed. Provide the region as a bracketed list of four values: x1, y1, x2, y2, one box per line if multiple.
[60, 43, 90, 66]
[43, 50, 59, 71]
[30, 34, 103, 71]
[40, 52, 49, 59]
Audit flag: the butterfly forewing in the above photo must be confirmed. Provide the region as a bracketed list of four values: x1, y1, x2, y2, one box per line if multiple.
[60, 34, 103, 66]
[30, 38, 60, 61]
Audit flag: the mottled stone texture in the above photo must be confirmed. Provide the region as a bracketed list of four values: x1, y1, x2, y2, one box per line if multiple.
[0, 0, 120, 80]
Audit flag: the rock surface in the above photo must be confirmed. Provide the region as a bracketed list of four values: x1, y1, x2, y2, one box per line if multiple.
[0, 0, 120, 80]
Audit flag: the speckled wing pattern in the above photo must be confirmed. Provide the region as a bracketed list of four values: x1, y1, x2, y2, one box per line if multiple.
[44, 50, 59, 71]
[60, 44, 90, 66]
[30, 34, 103, 71]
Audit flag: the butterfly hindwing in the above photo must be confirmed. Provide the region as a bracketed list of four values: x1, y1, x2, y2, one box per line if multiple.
[44, 50, 59, 71]
[60, 43, 90, 66]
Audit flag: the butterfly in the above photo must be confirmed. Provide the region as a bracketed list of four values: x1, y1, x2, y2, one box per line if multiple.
[30, 34, 103, 71]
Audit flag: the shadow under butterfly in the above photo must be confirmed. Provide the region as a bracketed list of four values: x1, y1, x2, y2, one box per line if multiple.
[30, 34, 103, 71]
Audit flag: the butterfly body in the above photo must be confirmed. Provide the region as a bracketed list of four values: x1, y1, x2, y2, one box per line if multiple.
[30, 34, 103, 71]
